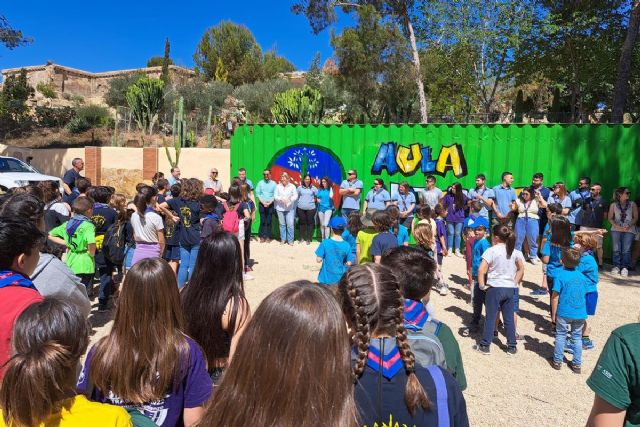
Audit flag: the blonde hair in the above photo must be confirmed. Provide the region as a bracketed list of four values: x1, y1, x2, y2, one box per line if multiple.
[413, 223, 434, 249]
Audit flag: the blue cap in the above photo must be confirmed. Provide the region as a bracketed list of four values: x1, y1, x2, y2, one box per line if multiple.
[329, 216, 347, 230]
[465, 216, 489, 230]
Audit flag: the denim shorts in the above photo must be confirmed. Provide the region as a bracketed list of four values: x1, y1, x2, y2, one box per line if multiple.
[586, 292, 598, 316]
[163, 245, 181, 261]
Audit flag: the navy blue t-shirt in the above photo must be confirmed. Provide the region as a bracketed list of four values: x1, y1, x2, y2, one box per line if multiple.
[167, 198, 201, 246]
[370, 231, 398, 258]
[92, 205, 117, 268]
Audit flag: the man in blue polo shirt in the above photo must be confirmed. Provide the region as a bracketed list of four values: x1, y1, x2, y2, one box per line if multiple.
[467, 174, 494, 220]
[339, 169, 363, 220]
[568, 176, 591, 229]
[491, 171, 516, 226]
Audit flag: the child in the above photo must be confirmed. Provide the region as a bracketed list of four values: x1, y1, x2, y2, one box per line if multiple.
[315, 217, 353, 285]
[474, 225, 525, 355]
[355, 209, 379, 264]
[0, 218, 45, 373]
[413, 205, 437, 250]
[386, 205, 409, 246]
[574, 234, 599, 351]
[49, 197, 96, 297]
[78, 258, 212, 426]
[370, 210, 398, 263]
[550, 248, 587, 373]
[0, 299, 132, 426]
[163, 184, 182, 275]
[338, 264, 469, 425]
[200, 194, 221, 241]
[531, 203, 563, 297]
[541, 216, 572, 319]
[413, 222, 448, 299]
[342, 212, 363, 264]
[463, 202, 483, 286]
[465, 218, 490, 335]
[382, 246, 468, 391]
[434, 203, 449, 295]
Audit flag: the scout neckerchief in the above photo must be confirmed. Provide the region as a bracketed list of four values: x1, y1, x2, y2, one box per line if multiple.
[0, 270, 37, 290]
[403, 299, 428, 330]
[65, 214, 90, 239]
[365, 338, 403, 380]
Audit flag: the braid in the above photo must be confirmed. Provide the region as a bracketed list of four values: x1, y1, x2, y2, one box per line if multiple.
[348, 278, 371, 380]
[395, 291, 431, 414]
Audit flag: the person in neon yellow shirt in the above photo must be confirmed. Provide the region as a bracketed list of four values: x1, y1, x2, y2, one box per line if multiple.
[0, 298, 131, 427]
[356, 209, 379, 264]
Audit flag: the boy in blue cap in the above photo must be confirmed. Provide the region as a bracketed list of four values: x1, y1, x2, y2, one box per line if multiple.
[465, 217, 490, 335]
[315, 217, 353, 285]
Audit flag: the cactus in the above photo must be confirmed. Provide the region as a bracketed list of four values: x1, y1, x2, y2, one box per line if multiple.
[271, 85, 324, 123]
[162, 136, 181, 168]
[173, 97, 187, 148]
[207, 105, 213, 148]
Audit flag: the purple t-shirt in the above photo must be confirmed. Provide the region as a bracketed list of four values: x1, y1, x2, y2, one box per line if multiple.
[77, 337, 213, 427]
[435, 218, 447, 254]
[442, 193, 469, 223]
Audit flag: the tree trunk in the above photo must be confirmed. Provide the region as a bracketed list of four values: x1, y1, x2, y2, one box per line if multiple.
[612, 1, 640, 123]
[405, 18, 428, 123]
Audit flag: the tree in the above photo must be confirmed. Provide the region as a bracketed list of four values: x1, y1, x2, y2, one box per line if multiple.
[0, 15, 31, 49]
[306, 52, 323, 89]
[293, 0, 429, 122]
[513, 1, 627, 121]
[105, 72, 146, 107]
[161, 38, 171, 84]
[263, 50, 296, 78]
[125, 77, 165, 135]
[73, 104, 110, 143]
[233, 78, 293, 121]
[214, 58, 229, 82]
[0, 68, 34, 136]
[419, 0, 537, 118]
[612, 1, 640, 122]
[194, 21, 265, 85]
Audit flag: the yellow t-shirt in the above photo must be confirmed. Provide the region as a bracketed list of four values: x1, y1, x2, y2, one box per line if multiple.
[0, 395, 132, 427]
[356, 229, 378, 264]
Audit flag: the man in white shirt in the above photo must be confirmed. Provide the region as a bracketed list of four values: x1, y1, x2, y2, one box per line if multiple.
[421, 175, 443, 209]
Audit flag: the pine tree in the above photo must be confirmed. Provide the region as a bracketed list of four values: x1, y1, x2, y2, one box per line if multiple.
[161, 38, 171, 85]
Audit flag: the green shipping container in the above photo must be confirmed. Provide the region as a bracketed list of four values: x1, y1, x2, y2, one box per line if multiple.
[231, 123, 640, 248]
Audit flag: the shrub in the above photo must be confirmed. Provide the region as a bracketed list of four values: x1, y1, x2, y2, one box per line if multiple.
[66, 117, 90, 133]
[34, 106, 75, 127]
[75, 104, 110, 128]
[36, 82, 57, 99]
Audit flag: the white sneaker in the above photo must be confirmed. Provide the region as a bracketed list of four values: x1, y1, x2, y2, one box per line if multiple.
[455, 249, 463, 257]
[439, 284, 449, 296]
[621, 268, 629, 277]
[611, 267, 620, 275]
[243, 273, 254, 281]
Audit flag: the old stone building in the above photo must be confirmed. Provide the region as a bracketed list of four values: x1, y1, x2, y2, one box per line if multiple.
[1, 62, 196, 107]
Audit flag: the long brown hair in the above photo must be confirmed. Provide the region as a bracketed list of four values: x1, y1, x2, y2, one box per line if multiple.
[0, 299, 89, 427]
[89, 258, 190, 403]
[493, 225, 516, 258]
[413, 223, 434, 251]
[182, 231, 248, 367]
[180, 178, 204, 201]
[338, 264, 431, 415]
[198, 281, 358, 427]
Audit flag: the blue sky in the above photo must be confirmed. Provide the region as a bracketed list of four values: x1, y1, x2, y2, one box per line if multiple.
[0, 1, 351, 75]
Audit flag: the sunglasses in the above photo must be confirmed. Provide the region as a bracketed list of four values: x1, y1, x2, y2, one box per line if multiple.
[348, 172, 356, 176]
[211, 171, 218, 174]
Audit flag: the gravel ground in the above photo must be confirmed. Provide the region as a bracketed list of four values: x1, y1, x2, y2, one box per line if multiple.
[88, 240, 640, 427]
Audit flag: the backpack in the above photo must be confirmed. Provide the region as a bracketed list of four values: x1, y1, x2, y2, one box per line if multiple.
[406, 319, 447, 369]
[222, 202, 241, 234]
[103, 222, 126, 265]
[44, 201, 70, 232]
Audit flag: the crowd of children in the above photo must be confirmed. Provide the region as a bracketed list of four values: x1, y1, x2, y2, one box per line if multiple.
[0, 165, 634, 427]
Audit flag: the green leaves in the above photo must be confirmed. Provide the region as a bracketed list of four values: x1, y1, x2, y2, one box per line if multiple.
[270, 85, 325, 123]
[125, 77, 165, 135]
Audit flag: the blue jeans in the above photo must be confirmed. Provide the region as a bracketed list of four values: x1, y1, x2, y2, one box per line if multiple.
[258, 203, 274, 239]
[446, 222, 463, 252]
[471, 280, 486, 325]
[98, 264, 113, 308]
[554, 316, 585, 365]
[515, 217, 539, 259]
[611, 230, 635, 269]
[277, 209, 295, 243]
[480, 287, 517, 348]
[178, 244, 200, 288]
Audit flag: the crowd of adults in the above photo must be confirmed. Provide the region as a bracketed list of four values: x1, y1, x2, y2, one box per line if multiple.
[0, 156, 637, 427]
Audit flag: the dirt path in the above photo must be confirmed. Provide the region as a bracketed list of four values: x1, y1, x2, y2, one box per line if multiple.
[88, 240, 640, 426]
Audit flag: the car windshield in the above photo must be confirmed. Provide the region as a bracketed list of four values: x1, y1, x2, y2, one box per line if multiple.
[0, 158, 35, 173]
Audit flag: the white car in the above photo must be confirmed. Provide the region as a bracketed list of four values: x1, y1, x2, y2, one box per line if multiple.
[0, 156, 63, 192]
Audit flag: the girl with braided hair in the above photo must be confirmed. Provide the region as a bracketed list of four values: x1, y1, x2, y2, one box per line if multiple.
[338, 264, 469, 426]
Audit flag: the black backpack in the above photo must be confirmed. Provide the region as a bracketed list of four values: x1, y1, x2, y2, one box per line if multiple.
[103, 222, 126, 265]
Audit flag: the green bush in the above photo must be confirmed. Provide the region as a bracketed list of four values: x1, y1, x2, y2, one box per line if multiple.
[75, 104, 110, 127]
[36, 82, 57, 99]
[34, 106, 74, 127]
[66, 117, 91, 133]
